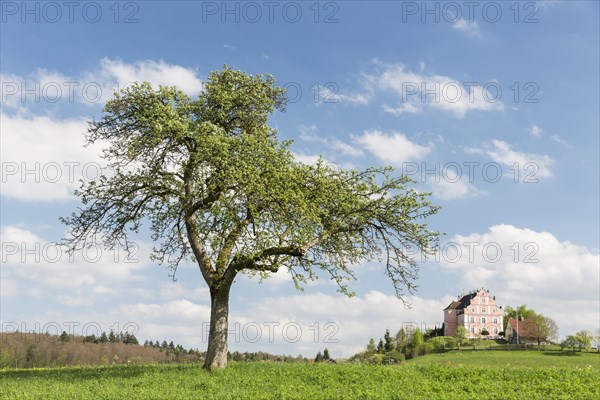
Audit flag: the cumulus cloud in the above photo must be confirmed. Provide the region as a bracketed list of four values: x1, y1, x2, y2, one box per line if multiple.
[1, 59, 204, 202]
[353, 130, 433, 164]
[1, 59, 203, 110]
[90, 58, 203, 97]
[0, 112, 104, 202]
[464, 139, 555, 181]
[369, 62, 504, 118]
[0, 225, 152, 304]
[486, 139, 554, 179]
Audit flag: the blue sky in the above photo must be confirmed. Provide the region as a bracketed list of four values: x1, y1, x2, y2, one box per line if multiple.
[1, 1, 599, 357]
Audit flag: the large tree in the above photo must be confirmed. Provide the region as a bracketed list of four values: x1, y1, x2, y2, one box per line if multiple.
[61, 67, 440, 370]
[524, 314, 559, 350]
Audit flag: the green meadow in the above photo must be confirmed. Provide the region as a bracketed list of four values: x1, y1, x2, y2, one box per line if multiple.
[1, 351, 598, 399]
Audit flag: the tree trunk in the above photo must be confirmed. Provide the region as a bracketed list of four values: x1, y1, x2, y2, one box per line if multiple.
[204, 279, 234, 371]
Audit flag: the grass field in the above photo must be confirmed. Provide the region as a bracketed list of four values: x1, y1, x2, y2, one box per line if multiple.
[1, 352, 598, 399]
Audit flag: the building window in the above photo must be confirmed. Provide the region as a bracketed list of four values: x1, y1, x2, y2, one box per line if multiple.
[493, 318, 498, 324]
[493, 327, 498, 334]
[493, 307, 497, 313]
[482, 307, 486, 313]
[470, 327, 475, 334]
[482, 297, 486, 304]
[470, 317, 474, 323]
[481, 317, 486, 324]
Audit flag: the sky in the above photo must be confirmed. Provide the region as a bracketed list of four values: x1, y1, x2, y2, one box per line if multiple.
[1, 0, 599, 358]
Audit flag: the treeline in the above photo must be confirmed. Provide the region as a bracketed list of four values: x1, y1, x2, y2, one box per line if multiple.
[228, 350, 309, 363]
[350, 327, 456, 364]
[0, 332, 315, 368]
[560, 330, 598, 352]
[0, 332, 204, 369]
[77, 330, 138, 345]
[142, 339, 203, 358]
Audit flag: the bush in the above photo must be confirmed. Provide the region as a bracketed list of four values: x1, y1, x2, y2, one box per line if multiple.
[383, 351, 405, 364]
[428, 337, 447, 352]
[366, 354, 385, 365]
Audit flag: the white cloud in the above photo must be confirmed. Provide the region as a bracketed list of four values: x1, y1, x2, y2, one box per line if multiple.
[353, 130, 433, 164]
[382, 102, 421, 115]
[316, 84, 371, 106]
[0, 112, 104, 202]
[1, 225, 151, 303]
[529, 125, 544, 137]
[487, 139, 554, 179]
[437, 224, 600, 338]
[464, 139, 555, 181]
[291, 152, 324, 165]
[550, 134, 569, 146]
[88, 58, 203, 100]
[1, 59, 203, 110]
[429, 176, 487, 201]
[369, 63, 504, 118]
[298, 125, 363, 158]
[452, 19, 482, 37]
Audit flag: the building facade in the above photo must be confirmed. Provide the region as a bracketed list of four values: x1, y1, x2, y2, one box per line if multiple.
[443, 288, 504, 339]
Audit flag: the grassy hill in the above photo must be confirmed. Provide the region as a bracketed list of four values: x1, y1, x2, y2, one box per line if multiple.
[1, 351, 598, 399]
[406, 348, 600, 368]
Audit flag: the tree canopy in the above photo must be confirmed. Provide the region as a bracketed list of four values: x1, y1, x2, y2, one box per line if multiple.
[61, 67, 440, 370]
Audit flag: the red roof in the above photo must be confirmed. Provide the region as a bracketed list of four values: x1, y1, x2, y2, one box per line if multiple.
[507, 317, 538, 339]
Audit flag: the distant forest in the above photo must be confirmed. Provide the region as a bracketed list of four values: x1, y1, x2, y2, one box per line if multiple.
[0, 332, 310, 369]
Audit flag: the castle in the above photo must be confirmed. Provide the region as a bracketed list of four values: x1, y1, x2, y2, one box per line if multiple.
[443, 288, 504, 339]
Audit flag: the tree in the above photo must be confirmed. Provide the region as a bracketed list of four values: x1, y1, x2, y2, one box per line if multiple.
[323, 348, 331, 361]
[503, 305, 536, 332]
[454, 326, 467, 349]
[60, 67, 440, 370]
[59, 331, 69, 343]
[108, 331, 117, 343]
[560, 336, 579, 351]
[384, 329, 394, 352]
[395, 328, 408, 353]
[481, 328, 489, 337]
[366, 338, 376, 354]
[377, 339, 385, 354]
[99, 332, 109, 343]
[409, 329, 424, 357]
[574, 330, 592, 352]
[593, 329, 600, 353]
[527, 314, 559, 350]
[315, 351, 323, 363]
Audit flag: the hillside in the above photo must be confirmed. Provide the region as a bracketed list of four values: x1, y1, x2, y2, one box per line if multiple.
[406, 348, 600, 368]
[0, 332, 202, 368]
